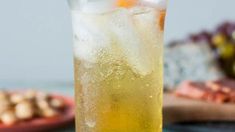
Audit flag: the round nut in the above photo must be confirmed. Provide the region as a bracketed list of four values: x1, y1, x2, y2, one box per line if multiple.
[0, 91, 9, 100]
[1, 110, 17, 125]
[50, 98, 65, 109]
[10, 93, 25, 104]
[36, 99, 50, 110]
[41, 108, 58, 118]
[24, 90, 37, 100]
[15, 101, 34, 120]
[36, 92, 50, 101]
[0, 100, 11, 115]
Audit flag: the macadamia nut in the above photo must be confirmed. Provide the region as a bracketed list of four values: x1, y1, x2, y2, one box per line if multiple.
[36, 92, 50, 101]
[10, 94, 25, 104]
[1, 110, 17, 125]
[0, 99, 11, 115]
[50, 98, 65, 109]
[41, 108, 58, 118]
[36, 99, 50, 110]
[15, 101, 34, 120]
[0, 91, 9, 100]
[24, 90, 37, 100]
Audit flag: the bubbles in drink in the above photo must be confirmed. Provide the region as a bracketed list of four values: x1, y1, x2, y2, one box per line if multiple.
[72, 11, 112, 63]
[85, 120, 96, 128]
[108, 8, 154, 75]
[72, 3, 164, 132]
[73, 6, 162, 76]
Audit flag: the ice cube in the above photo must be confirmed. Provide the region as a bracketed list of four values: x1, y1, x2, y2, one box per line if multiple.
[108, 9, 153, 75]
[79, 0, 116, 14]
[130, 6, 156, 20]
[131, 7, 163, 67]
[72, 11, 111, 63]
[142, 0, 167, 10]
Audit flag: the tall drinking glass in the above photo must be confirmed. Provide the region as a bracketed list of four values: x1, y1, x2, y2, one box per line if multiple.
[68, 0, 166, 131]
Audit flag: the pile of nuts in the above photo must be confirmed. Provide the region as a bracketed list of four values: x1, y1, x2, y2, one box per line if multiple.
[0, 90, 65, 125]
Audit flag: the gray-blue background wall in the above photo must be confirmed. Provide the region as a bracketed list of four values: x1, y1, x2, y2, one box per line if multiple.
[0, 0, 235, 83]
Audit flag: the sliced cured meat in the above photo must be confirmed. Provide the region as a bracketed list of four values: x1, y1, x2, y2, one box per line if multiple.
[175, 81, 210, 100]
[208, 79, 235, 102]
[175, 79, 234, 103]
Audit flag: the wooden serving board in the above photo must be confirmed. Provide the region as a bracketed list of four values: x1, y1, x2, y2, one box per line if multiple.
[163, 93, 235, 124]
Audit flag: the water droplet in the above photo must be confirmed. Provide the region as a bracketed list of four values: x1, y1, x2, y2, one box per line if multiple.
[86, 120, 96, 128]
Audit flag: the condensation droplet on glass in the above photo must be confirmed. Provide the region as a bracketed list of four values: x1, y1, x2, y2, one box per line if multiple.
[99, 72, 104, 77]
[86, 120, 96, 128]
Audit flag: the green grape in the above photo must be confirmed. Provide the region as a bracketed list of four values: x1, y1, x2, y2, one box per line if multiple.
[218, 43, 235, 59]
[233, 61, 235, 75]
[232, 31, 235, 40]
[212, 33, 227, 46]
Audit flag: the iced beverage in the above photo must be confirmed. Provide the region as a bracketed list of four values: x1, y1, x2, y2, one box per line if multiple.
[69, 0, 166, 131]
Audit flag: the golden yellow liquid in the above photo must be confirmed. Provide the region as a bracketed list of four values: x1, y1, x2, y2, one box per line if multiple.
[74, 48, 162, 132]
[72, 6, 163, 132]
